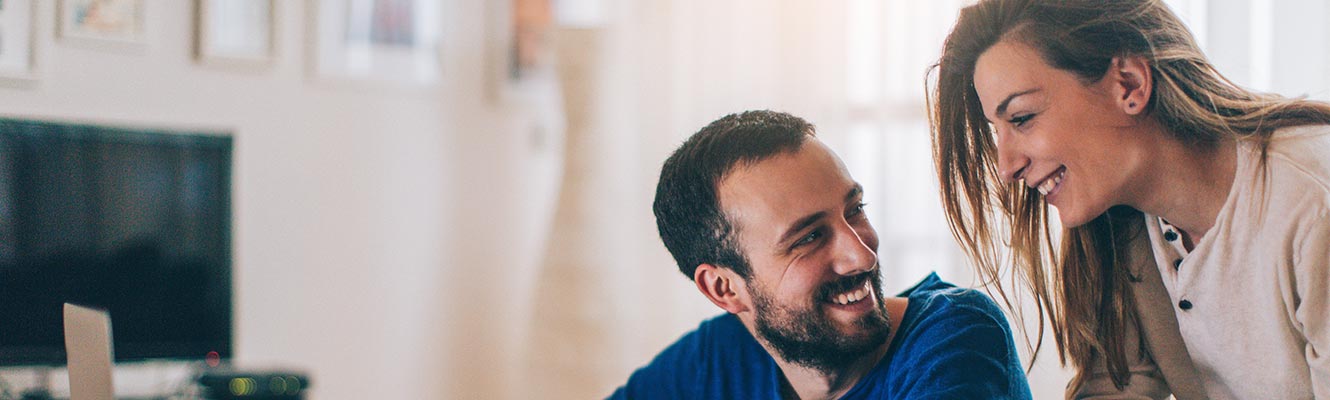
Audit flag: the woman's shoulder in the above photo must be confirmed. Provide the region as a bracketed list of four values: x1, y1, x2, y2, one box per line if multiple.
[1268, 125, 1330, 162]
[1244, 125, 1330, 215]
[1262, 125, 1330, 189]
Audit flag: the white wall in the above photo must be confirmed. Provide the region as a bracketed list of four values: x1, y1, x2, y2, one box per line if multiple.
[0, 1, 548, 399]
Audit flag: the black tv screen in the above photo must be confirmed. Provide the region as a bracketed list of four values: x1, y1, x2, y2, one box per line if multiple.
[0, 119, 232, 366]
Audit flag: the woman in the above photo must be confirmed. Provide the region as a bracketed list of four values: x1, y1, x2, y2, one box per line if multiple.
[929, 0, 1330, 398]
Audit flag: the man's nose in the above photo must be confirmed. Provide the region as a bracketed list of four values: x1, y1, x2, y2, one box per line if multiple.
[831, 223, 877, 276]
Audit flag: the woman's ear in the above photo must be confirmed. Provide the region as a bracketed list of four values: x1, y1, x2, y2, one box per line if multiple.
[1110, 55, 1153, 116]
[694, 264, 750, 314]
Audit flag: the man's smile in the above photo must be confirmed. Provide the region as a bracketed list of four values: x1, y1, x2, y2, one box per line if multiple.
[827, 279, 873, 306]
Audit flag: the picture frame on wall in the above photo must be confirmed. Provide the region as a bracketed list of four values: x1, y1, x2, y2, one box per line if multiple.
[485, 0, 556, 104]
[196, 0, 275, 68]
[310, 0, 442, 86]
[59, 0, 145, 47]
[0, 0, 37, 84]
[509, 0, 554, 87]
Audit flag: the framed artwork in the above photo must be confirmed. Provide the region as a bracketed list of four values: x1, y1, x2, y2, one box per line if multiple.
[310, 0, 442, 86]
[196, 0, 275, 67]
[510, 0, 553, 85]
[59, 0, 145, 46]
[486, 0, 555, 103]
[0, 0, 36, 83]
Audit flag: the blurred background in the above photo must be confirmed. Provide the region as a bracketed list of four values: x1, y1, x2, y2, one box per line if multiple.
[0, 0, 1327, 399]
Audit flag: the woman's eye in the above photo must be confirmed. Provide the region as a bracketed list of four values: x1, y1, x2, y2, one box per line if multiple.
[1009, 114, 1034, 127]
[848, 202, 867, 218]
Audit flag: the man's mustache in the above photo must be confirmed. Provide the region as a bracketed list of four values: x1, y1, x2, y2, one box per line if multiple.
[815, 270, 876, 300]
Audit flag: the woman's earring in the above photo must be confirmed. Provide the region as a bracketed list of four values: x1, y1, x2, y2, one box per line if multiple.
[1128, 102, 1137, 109]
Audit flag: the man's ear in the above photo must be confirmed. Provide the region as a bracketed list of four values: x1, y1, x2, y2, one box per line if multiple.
[694, 264, 750, 314]
[1109, 55, 1153, 116]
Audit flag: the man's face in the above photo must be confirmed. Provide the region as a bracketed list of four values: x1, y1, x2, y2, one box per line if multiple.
[716, 138, 891, 372]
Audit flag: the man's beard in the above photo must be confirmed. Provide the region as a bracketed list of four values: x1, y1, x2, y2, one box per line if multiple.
[751, 271, 892, 374]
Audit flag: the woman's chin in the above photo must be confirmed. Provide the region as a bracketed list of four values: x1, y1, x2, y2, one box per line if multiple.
[1052, 205, 1099, 229]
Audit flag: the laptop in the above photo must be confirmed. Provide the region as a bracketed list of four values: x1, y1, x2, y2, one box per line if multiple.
[63, 303, 116, 400]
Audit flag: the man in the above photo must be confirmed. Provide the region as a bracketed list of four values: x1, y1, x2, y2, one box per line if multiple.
[609, 110, 1031, 399]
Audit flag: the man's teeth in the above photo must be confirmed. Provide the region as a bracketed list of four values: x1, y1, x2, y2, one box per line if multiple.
[1037, 168, 1065, 196]
[831, 281, 873, 305]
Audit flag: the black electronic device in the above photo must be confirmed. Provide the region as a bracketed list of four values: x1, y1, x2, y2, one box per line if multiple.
[197, 370, 311, 400]
[0, 118, 233, 366]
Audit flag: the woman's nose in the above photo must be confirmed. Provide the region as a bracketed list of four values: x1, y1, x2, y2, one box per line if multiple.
[994, 130, 1028, 184]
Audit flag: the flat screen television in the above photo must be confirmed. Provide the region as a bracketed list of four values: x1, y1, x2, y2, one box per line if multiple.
[0, 118, 232, 366]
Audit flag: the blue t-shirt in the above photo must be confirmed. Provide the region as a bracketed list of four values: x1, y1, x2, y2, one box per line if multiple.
[608, 273, 1032, 399]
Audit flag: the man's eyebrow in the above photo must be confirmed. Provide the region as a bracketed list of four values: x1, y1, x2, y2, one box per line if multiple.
[990, 88, 1041, 122]
[775, 184, 865, 249]
[777, 211, 826, 249]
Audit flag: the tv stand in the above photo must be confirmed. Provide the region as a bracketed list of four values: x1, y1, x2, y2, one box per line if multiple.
[1, 363, 205, 400]
[10, 367, 52, 400]
[18, 389, 53, 400]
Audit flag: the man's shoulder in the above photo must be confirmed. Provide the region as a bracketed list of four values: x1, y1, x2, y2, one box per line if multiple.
[897, 272, 1006, 325]
[689, 312, 751, 344]
[647, 312, 771, 367]
[651, 313, 749, 359]
[891, 273, 1015, 358]
[608, 313, 780, 399]
[866, 274, 1031, 399]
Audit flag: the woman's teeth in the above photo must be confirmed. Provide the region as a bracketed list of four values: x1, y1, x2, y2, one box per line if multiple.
[1037, 168, 1065, 196]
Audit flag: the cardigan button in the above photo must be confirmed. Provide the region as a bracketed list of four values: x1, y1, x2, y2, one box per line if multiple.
[1164, 230, 1179, 242]
[1179, 300, 1193, 310]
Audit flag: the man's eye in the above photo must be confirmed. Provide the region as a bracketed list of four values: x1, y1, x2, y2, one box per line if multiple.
[795, 230, 823, 247]
[1009, 114, 1034, 127]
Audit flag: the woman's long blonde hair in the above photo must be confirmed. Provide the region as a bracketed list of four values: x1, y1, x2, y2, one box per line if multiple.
[928, 0, 1330, 394]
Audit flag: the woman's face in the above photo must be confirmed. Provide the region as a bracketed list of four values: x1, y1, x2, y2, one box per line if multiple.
[972, 39, 1149, 227]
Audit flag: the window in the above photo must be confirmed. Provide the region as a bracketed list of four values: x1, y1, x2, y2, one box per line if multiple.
[841, 0, 971, 291]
